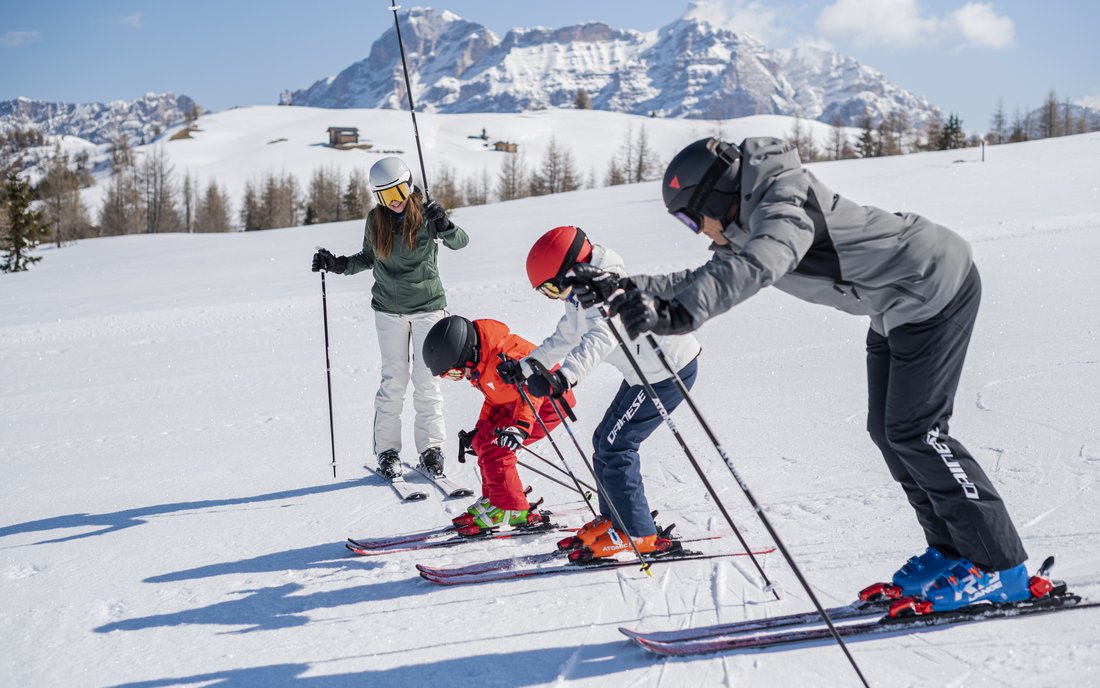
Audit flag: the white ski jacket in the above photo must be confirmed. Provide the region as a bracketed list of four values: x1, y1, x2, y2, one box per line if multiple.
[524, 244, 702, 388]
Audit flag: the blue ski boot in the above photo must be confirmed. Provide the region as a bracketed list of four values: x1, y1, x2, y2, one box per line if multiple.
[860, 546, 961, 602]
[892, 547, 961, 596]
[923, 559, 1031, 611]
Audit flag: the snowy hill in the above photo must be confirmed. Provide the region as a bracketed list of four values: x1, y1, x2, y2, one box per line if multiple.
[2, 133, 1099, 686]
[76, 105, 854, 221]
[284, 6, 940, 127]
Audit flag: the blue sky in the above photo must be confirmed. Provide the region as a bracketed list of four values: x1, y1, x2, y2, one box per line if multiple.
[2, 1, 1098, 132]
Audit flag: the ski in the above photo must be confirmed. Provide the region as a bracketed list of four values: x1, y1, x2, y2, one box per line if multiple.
[417, 550, 566, 577]
[348, 525, 459, 550]
[364, 464, 428, 502]
[416, 533, 742, 578]
[619, 600, 892, 644]
[412, 464, 474, 498]
[346, 520, 574, 556]
[347, 502, 594, 552]
[419, 548, 774, 586]
[628, 588, 1097, 656]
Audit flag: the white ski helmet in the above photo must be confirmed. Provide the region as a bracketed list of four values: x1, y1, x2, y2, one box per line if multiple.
[369, 157, 414, 207]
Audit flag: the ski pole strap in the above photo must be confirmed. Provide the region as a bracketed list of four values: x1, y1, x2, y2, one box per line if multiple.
[557, 397, 577, 422]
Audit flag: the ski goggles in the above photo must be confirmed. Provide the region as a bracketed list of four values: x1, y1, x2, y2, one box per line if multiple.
[670, 139, 740, 234]
[440, 367, 465, 381]
[374, 181, 411, 207]
[671, 208, 703, 233]
[536, 278, 570, 299]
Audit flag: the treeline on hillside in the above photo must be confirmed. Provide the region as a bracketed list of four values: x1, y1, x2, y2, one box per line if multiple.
[4, 122, 666, 241]
[413, 124, 663, 209]
[788, 88, 1100, 163]
[5, 87, 1100, 258]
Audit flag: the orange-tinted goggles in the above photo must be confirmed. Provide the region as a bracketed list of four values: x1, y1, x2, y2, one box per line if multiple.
[374, 182, 411, 207]
[537, 279, 570, 299]
[440, 367, 465, 381]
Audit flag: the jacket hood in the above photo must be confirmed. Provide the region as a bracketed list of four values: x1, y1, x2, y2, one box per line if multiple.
[739, 137, 803, 213]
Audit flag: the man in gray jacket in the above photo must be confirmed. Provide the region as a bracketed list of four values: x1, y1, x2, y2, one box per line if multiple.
[569, 137, 1030, 612]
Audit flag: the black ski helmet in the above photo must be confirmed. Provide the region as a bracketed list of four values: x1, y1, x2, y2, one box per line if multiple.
[423, 315, 479, 376]
[662, 138, 742, 227]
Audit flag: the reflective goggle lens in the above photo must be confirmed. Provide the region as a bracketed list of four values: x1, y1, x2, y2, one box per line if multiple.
[534, 280, 563, 299]
[440, 367, 465, 381]
[672, 209, 702, 233]
[374, 182, 411, 206]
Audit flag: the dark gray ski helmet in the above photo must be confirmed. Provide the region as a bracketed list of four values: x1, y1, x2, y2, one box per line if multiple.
[662, 138, 742, 230]
[423, 315, 479, 376]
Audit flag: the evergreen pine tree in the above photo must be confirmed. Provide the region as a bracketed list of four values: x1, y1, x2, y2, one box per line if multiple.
[856, 115, 878, 158]
[342, 179, 364, 219]
[2, 167, 50, 272]
[939, 114, 966, 150]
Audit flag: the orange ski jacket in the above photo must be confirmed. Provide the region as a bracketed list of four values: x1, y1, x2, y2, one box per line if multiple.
[468, 319, 574, 435]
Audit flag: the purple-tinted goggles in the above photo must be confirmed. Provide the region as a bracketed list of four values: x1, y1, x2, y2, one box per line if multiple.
[672, 209, 703, 233]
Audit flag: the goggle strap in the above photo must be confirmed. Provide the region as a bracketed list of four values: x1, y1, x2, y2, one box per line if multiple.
[552, 227, 588, 284]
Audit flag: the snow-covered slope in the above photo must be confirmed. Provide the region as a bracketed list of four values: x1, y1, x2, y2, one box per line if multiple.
[2, 133, 1099, 686]
[285, 6, 940, 127]
[77, 105, 855, 220]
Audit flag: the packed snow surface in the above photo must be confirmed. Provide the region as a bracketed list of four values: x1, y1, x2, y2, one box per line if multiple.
[2, 131, 1099, 686]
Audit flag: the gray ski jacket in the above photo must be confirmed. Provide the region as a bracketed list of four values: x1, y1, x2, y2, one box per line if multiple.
[634, 137, 973, 336]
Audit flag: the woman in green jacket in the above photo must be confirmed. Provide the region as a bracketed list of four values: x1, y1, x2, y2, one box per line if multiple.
[312, 157, 469, 480]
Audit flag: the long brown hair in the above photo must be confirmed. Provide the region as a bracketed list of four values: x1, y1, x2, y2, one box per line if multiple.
[368, 191, 424, 260]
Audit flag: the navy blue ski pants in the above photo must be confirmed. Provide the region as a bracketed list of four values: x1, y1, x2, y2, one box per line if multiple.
[866, 265, 1027, 571]
[591, 357, 698, 537]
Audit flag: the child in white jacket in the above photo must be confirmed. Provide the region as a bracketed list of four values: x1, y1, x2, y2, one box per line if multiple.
[501, 226, 701, 563]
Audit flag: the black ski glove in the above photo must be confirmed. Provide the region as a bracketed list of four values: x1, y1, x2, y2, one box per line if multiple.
[495, 425, 529, 451]
[524, 359, 570, 399]
[423, 200, 454, 236]
[565, 263, 636, 310]
[457, 428, 477, 462]
[608, 289, 695, 339]
[496, 358, 526, 386]
[312, 248, 348, 274]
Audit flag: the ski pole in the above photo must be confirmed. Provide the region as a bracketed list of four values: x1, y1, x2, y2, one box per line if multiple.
[496, 429, 595, 500]
[503, 355, 653, 574]
[515, 457, 593, 501]
[498, 354, 600, 522]
[388, 1, 431, 200]
[592, 307, 777, 596]
[320, 271, 337, 478]
[540, 392, 655, 577]
[515, 443, 597, 495]
[640, 332, 870, 687]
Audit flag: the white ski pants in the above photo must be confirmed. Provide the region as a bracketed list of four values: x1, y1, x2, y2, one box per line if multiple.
[372, 309, 446, 457]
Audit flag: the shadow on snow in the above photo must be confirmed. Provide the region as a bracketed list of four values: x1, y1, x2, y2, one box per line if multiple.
[0, 480, 362, 545]
[95, 574, 435, 634]
[109, 643, 633, 688]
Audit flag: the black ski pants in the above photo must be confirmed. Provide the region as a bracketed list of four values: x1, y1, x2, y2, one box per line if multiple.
[866, 265, 1027, 571]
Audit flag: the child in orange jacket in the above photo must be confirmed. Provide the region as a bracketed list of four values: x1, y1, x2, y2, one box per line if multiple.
[422, 315, 577, 534]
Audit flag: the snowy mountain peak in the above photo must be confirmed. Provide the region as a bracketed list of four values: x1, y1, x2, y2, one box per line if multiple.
[283, 6, 939, 126]
[0, 92, 198, 146]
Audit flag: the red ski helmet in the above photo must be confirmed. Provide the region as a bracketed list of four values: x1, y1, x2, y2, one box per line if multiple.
[525, 226, 593, 289]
